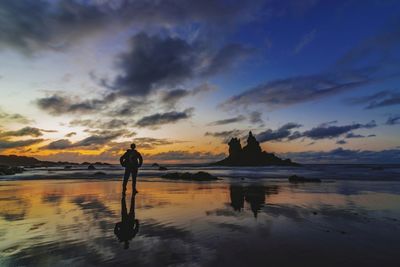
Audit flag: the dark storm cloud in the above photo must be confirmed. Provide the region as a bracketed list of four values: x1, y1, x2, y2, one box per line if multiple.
[336, 140, 346, 145]
[208, 115, 246, 126]
[0, 139, 44, 149]
[36, 93, 116, 115]
[0, 0, 262, 54]
[109, 33, 196, 96]
[0, 127, 49, 138]
[135, 108, 194, 128]
[257, 122, 302, 142]
[386, 115, 400, 125]
[106, 32, 253, 97]
[281, 147, 400, 164]
[346, 90, 400, 109]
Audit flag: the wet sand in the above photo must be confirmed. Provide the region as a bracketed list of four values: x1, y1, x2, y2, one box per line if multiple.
[1, 178, 400, 266]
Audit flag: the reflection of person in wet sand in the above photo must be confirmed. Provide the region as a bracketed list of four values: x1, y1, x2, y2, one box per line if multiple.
[114, 193, 139, 249]
[120, 143, 143, 195]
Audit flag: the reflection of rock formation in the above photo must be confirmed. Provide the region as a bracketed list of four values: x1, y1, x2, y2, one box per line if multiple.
[214, 131, 299, 166]
[230, 185, 245, 211]
[229, 184, 279, 217]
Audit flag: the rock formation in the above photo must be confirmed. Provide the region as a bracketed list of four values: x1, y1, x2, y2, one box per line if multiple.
[213, 131, 299, 166]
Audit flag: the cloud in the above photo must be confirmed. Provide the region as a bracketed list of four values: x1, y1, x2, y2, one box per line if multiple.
[42, 139, 72, 150]
[257, 122, 302, 142]
[248, 111, 263, 124]
[160, 83, 216, 108]
[205, 129, 246, 142]
[41, 131, 123, 150]
[336, 140, 346, 145]
[346, 90, 400, 109]
[36, 93, 116, 115]
[345, 132, 366, 138]
[199, 44, 255, 76]
[0, 139, 44, 149]
[221, 71, 370, 110]
[293, 29, 316, 54]
[109, 98, 149, 117]
[106, 32, 253, 97]
[65, 132, 76, 137]
[0, 127, 47, 138]
[69, 118, 128, 129]
[132, 137, 176, 150]
[0, 0, 261, 54]
[135, 108, 194, 128]
[301, 121, 376, 140]
[0, 110, 32, 124]
[254, 120, 377, 143]
[161, 89, 191, 108]
[281, 147, 400, 164]
[208, 115, 246, 126]
[386, 115, 400, 125]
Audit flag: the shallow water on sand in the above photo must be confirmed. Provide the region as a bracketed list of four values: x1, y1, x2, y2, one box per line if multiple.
[1, 179, 400, 266]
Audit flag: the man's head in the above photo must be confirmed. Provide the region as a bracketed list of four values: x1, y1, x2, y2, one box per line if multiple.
[130, 143, 136, 150]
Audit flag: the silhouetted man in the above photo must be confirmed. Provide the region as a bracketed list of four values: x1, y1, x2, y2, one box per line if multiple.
[114, 193, 139, 249]
[120, 143, 143, 194]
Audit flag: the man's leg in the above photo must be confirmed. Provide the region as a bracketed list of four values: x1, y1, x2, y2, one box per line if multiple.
[122, 168, 130, 194]
[131, 168, 138, 193]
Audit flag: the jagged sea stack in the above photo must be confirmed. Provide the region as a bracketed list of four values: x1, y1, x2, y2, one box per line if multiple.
[213, 131, 299, 166]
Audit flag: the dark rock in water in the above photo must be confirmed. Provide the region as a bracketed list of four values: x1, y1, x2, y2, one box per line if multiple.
[152, 163, 160, 167]
[212, 131, 299, 166]
[289, 175, 321, 183]
[64, 166, 72, 169]
[88, 164, 96, 170]
[161, 171, 218, 181]
[93, 171, 106, 176]
[94, 161, 111, 165]
[158, 166, 168, 171]
[0, 166, 24, 176]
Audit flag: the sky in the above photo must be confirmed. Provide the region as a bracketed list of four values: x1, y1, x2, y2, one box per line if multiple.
[0, 0, 400, 164]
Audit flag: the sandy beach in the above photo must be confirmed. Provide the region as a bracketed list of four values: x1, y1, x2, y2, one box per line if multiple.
[1, 177, 399, 266]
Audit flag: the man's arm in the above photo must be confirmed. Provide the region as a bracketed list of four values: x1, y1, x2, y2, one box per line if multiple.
[137, 152, 143, 167]
[120, 152, 127, 165]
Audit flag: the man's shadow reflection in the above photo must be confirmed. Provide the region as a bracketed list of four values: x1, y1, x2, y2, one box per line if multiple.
[114, 193, 139, 249]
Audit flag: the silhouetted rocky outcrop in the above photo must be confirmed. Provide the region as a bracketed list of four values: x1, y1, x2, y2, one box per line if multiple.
[213, 131, 299, 166]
